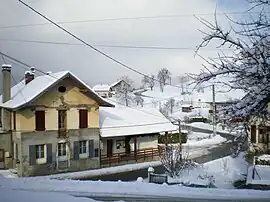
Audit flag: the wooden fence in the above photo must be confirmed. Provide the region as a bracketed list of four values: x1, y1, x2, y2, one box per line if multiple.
[101, 147, 159, 167]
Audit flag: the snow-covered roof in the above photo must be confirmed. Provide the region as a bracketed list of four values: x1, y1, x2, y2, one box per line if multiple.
[110, 80, 123, 88]
[0, 71, 114, 110]
[93, 84, 111, 92]
[100, 106, 176, 137]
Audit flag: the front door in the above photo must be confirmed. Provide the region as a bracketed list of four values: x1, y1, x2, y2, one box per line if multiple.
[107, 139, 113, 157]
[0, 149, 4, 169]
[125, 137, 131, 155]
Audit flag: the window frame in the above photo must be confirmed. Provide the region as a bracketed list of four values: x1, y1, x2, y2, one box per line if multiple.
[57, 142, 68, 161]
[79, 140, 88, 159]
[35, 144, 46, 165]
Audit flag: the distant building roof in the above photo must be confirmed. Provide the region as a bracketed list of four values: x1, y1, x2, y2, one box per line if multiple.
[0, 71, 114, 110]
[93, 84, 111, 92]
[100, 106, 176, 138]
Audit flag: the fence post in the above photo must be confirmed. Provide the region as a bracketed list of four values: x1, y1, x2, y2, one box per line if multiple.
[152, 148, 154, 160]
[148, 167, 155, 183]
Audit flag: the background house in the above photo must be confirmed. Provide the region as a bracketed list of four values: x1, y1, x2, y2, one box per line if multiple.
[93, 84, 112, 98]
[110, 80, 134, 93]
[0, 65, 113, 176]
[99, 106, 176, 167]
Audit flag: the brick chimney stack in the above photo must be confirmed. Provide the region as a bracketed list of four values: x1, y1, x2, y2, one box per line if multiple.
[2, 64, 11, 103]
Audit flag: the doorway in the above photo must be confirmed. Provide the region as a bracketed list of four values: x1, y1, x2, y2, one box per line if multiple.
[107, 139, 113, 157]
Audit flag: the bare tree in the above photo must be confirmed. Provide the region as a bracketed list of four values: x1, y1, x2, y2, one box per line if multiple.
[141, 75, 155, 90]
[115, 75, 134, 106]
[193, 0, 270, 125]
[134, 95, 144, 107]
[167, 98, 176, 114]
[157, 68, 171, 92]
[141, 75, 149, 89]
[158, 145, 197, 177]
[149, 75, 155, 90]
[178, 75, 189, 94]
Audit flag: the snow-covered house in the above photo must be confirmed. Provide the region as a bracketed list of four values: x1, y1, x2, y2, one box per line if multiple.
[99, 106, 176, 167]
[110, 79, 133, 93]
[0, 65, 114, 176]
[93, 84, 112, 98]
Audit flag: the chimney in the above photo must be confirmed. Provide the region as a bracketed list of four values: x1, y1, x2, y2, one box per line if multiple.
[2, 64, 12, 103]
[24, 70, 35, 85]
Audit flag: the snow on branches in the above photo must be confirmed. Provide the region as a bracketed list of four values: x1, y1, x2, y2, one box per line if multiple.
[193, 0, 270, 122]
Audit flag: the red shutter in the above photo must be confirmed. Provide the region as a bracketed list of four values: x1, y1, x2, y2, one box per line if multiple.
[79, 109, 88, 128]
[35, 111, 45, 131]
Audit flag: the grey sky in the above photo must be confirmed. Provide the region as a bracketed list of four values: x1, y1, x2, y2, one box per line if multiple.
[0, 0, 248, 90]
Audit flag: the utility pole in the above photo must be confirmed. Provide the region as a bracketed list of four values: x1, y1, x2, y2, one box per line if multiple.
[212, 84, 216, 136]
[177, 119, 182, 154]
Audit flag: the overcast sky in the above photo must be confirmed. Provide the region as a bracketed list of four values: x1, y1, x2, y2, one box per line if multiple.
[0, 0, 250, 90]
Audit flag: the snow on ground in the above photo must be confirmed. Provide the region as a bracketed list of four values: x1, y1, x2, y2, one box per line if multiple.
[0, 169, 18, 178]
[187, 132, 213, 141]
[36, 161, 162, 180]
[185, 134, 227, 147]
[169, 153, 249, 189]
[1, 188, 99, 202]
[1, 171, 270, 201]
[187, 122, 238, 135]
[247, 165, 270, 185]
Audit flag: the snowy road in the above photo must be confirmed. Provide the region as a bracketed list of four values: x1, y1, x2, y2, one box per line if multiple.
[81, 130, 239, 181]
[77, 194, 270, 202]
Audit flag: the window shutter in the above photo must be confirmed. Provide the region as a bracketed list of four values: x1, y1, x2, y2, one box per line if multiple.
[73, 141, 79, 160]
[35, 111, 45, 131]
[79, 109, 88, 128]
[46, 144, 53, 163]
[250, 125, 256, 143]
[88, 140, 94, 158]
[29, 145, 36, 165]
[94, 140, 99, 157]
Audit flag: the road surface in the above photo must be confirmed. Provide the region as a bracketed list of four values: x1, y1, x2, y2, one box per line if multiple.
[81, 130, 242, 181]
[75, 194, 270, 202]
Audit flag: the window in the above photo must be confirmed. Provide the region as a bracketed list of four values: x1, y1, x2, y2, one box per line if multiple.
[36, 144, 45, 159]
[79, 140, 87, 154]
[116, 139, 125, 149]
[250, 125, 256, 143]
[58, 86, 66, 93]
[79, 109, 88, 128]
[58, 143, 67, 156]
[58, 110, 67, 129]
[0, 108, 2, 127]
[35, 111, 45, 131]
[13, 111, 16, 130]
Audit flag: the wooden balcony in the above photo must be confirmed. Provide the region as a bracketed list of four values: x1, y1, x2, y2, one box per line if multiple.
[101, 147, 159, 167]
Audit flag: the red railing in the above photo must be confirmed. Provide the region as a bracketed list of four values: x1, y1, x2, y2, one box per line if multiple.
[101, 147, 159, 167]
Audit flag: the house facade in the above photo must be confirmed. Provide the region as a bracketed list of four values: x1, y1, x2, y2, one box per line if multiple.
[99, 106, 176, 167]
[0, 65, 113, 176]
[249, 117, 270, 153]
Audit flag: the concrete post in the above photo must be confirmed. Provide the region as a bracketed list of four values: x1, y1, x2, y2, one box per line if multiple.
[148, 166, 154, 183]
